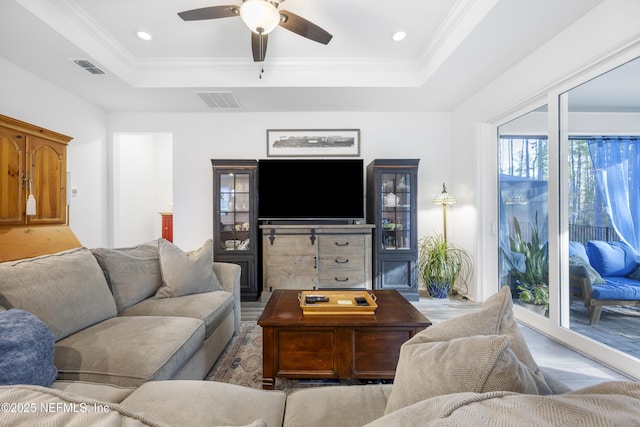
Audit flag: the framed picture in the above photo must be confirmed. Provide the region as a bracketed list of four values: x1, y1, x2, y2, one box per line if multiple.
[266, 129, 360, 157]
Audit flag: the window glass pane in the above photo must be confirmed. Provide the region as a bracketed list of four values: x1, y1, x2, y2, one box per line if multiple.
[218, 172, 251, 251]
[564, 56, 640, 359]
[498, 106, 550, 317]
[380, 173, 412, 251]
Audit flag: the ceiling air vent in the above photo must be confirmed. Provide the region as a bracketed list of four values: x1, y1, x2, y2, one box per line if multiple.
[71, 58, 106, 75]
[196, 91, 241, 109]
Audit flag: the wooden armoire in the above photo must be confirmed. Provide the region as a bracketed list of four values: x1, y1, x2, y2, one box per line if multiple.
[0, 115, 80, 262]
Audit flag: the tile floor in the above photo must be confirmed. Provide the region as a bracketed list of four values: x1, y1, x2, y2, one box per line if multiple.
[241, 294, 634, 390]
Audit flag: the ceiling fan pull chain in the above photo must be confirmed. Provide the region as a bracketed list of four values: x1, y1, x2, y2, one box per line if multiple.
[259, 31, 265, 79]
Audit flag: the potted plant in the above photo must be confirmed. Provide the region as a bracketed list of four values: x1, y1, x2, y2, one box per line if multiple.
[418, 234, 472, 298]
[517, 283, 549, 315]
[502, 215, 549, 313]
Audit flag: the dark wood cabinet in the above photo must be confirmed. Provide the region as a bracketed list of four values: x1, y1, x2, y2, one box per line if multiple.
[212, 159, 259, 301]
[367, 159, 420, 301]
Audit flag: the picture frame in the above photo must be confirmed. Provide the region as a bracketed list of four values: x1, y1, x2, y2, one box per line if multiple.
[266, 129, 360, 157]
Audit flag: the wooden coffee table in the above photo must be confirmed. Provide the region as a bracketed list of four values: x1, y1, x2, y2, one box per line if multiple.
[257, 289, 431, 389]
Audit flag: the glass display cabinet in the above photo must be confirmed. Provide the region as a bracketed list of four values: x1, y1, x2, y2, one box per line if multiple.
[367, 159, 420, 300]
[211, 159, 258, 301]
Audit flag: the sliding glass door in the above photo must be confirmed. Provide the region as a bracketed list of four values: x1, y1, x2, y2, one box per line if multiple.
[495, 55, 640, 378]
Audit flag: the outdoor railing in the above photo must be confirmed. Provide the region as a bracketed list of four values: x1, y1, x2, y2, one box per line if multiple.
[569, 224, 620, 245]
[507, 222, 619, 245]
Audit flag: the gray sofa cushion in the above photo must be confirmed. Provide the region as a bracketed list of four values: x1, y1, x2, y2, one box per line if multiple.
[1, 384, 270, 427]
[0, 247, 117, 341]
[120, 290, 234, 339]
[155, 239, 221, 298]
[385, 335, 544, 414]
[0, 309, 57, 387]
[92, 241, 162, 312]
[51, 380, 136, 404]
[55, 316, 205, 387]
[0, 385, 166, 427]
[366, 381, 640, 427]
[121, 380, 286, 427]
[404, 286, 551, 394]
[284, 384, 392, 427]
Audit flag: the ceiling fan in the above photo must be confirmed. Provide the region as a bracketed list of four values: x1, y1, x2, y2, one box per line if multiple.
[178, 0, 333, 63]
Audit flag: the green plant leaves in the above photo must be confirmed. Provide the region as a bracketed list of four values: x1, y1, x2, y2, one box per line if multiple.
[418, 234, 472, 297]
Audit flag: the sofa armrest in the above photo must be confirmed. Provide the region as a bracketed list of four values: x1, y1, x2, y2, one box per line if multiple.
[213, 262, 241, 331]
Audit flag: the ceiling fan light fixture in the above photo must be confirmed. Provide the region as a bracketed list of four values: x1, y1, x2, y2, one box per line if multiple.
[240, 0, 280, 34]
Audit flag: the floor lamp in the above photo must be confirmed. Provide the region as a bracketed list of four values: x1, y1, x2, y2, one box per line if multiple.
[433, 183, 457, 241]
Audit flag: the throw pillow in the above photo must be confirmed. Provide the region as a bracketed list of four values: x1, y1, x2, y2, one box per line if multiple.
[569, 254, 606, 285]
[0, 309, 57, 387]
[92, 241, 162, 312]
[156, 239, 220, 298]
[384, 335, 542, 414]
[586, 240, 638, 277]
[403, 286, 552, 394]
[0, 247, 117, 341]
[628, 265, 640, 281]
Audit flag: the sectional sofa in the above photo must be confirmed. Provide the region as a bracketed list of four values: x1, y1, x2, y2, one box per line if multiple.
[569, 240, 640, 324]
[0, 238, 240, 397]
[2, 281, 640, 426]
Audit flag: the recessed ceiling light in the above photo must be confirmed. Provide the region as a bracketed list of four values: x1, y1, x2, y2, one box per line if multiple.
[392, 31, 407, 42]
[136, 30, 153, 41]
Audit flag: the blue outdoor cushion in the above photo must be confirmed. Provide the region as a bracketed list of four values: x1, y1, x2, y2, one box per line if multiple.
[586, 240, 638, 277]
[0, 309, 57, 387]
[592, 277, 640, 300]
[569, 241, 589, 263]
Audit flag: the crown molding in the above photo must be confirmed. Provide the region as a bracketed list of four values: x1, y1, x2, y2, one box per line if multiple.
[18, 0, 464, 88]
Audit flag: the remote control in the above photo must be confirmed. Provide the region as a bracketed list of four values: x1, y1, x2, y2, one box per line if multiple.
[355, 297, 369, 306]
[305, 295, 329, 304]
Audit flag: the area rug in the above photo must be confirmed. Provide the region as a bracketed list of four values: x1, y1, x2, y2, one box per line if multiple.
[206, 322, 263, 389]
[205, 322, 377, 392]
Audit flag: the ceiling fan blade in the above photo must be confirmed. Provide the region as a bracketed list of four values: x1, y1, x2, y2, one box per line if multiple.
[178, 6, 239, 21]
[251, 32, 269, 62]
[278, 10, 332, 45]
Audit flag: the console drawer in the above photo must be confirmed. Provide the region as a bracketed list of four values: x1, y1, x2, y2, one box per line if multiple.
[318, 254, 364, 270]
[318, 270, 366, 287]
[318, 235, 365, 254]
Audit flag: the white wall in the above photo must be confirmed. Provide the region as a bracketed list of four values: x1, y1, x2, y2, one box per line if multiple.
[0, 56, 108, 247]
[108, 112, 452, 251]
[0, 53, 452, 253]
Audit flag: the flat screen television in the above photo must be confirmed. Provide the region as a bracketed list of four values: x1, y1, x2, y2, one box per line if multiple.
[258, 159, 364, 222]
